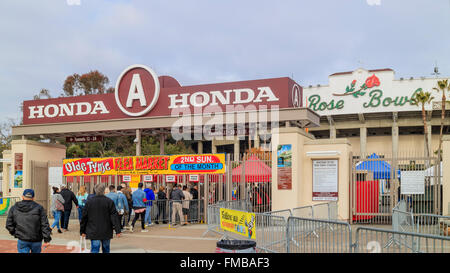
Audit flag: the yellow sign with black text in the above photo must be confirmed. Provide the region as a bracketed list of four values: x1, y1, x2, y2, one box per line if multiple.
[219, 208, 256, 239]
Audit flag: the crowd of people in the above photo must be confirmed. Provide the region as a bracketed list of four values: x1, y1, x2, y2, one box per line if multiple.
[5, 182, 201, 253]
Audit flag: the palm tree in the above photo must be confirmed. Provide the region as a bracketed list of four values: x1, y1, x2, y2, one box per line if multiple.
[411, 89, 434, 157]
[433, 79, 449, 163]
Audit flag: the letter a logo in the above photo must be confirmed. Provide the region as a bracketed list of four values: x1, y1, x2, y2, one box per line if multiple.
[115, 65, 160, 117]
[291, 84, 302, 108]
[127, 74, 147, 107]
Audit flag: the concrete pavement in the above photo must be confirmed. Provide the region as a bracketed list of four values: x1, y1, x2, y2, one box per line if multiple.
[0, 217, 222, 253]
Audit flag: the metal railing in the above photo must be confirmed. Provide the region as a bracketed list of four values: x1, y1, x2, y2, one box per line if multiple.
[354, 226, 450, 253]
[287, 217, 353, 253]
[203, 203, 287, 253]
[415, 214, 450, 237]
[204, 200, 450, 253]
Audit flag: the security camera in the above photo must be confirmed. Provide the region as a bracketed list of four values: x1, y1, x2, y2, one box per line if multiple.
[133, 138, 138, 143]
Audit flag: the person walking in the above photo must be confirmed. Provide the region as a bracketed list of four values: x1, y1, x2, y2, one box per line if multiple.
[182, 185, 192, 225]
[116, 186, 129, 231]
[50, 187, 65, 234]
[170, 184, 185, 227]
[76, 186, 88, 222]
[80, 183, 121, 253]
[120, 183, 133, 228]
[144, 184, 155, 227]
[190, 185, 199, 223]
[59, 185, 79, 231]
[5, 189, 52, 253]
[105, 185, 119, 210]
[131, 183, 148, 233]
[155, 186, 167, 224]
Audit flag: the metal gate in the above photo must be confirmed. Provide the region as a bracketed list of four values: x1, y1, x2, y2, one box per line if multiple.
[63, 152, 273, 222]
[30, 160, 49, 212]
[350, 152, 442, 224]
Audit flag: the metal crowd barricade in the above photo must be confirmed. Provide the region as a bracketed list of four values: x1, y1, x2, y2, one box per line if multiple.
[354, 226, 450, 253]
[415, 214, 450, 237]
[254, 213, 288, 253]
[292, 205, 313, 218]
[286, 217, 353, 253]
[203, 201, 288, 253]
[263, 209, 292, 220]
[387, 200, 417, 249]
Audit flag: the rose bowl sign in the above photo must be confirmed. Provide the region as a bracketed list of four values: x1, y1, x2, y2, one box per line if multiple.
[23, 64, 303, 125]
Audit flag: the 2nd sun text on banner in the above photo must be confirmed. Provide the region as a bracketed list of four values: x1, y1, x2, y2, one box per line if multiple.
[63, 154, 226, 176]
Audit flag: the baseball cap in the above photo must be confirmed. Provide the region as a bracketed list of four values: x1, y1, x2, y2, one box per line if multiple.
[23, 189, 35, 198]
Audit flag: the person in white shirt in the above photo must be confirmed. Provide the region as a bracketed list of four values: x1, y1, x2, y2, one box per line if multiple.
[182, 185, 192, 226]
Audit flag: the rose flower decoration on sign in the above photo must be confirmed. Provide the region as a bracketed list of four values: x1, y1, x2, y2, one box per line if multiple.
[333, 74, 380, 98]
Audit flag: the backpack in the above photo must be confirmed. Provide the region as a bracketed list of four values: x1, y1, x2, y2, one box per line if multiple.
[55, 199, 64, 211]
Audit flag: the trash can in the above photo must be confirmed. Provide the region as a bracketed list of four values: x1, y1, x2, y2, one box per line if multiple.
[215, 240, 256, 253]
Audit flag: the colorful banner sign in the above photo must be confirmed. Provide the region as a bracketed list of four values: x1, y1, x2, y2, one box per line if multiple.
[63, 154, 226, 176]
[277, 144, 292, 190]
[0, 198, 10, 215]
[220, 208, 256, 239]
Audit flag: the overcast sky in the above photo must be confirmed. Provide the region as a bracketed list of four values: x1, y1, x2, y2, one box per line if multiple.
[0, 0, 449, 123]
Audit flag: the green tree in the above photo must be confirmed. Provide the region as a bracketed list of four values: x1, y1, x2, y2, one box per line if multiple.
[433, 79, 450, 163]
[411, 89, 434, 157]
[61, 70, 114, 97]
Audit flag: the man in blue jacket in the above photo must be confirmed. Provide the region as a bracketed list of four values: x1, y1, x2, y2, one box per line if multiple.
[131, 183, 148, 232]
[143, 184, 155, 227]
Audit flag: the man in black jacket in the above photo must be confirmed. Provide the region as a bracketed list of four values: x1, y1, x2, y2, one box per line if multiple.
[5, 189, 51, 253]
[80, 183, 121, 253]
[59, 186, 79, 231]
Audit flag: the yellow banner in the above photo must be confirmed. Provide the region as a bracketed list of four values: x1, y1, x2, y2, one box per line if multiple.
[220, 208, 256, 239]
[63, 154, 226, 176]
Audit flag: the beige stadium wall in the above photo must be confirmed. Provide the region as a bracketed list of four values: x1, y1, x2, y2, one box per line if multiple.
[271, 127, 309, 212]
[2, 140, 66, 198]
[303, 139, 351, 221]
[271, 128, 352, 221]
[347, 135, 440, 155]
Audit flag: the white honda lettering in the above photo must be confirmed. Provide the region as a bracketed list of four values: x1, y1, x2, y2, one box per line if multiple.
[59, 103, 75, 117]
[44, 104, 59, 118]
[75, 102, 92, 116]
[254, 87, 279, 102]
[91, 101, 110, 114]
[28, 105, 44, 119]
[233, 88, 255, 104]
[190, 92, 210, 107]
[210, 90, 232, 106]
[168, 93, 190, 109]
[126, 74, 147, 108]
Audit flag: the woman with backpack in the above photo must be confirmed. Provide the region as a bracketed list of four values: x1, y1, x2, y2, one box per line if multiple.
[50, 186, 65, 234]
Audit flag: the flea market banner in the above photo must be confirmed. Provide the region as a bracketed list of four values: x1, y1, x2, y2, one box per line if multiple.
[220, 208, 256, 239]
[63, 154, 225, 176]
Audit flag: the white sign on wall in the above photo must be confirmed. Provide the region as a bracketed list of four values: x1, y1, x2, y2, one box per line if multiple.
[166, 175, 176, 183]
[143, 175, 153, 182]
[122, 175, 131, 182]
[401, 171, 425, 195]
[312, 160, 338, 201]
[49, 167, 63, 187]
[189, 174, 199, 182]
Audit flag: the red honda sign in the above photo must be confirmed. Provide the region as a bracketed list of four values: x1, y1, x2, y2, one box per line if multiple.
[22, 65, 303, 125]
